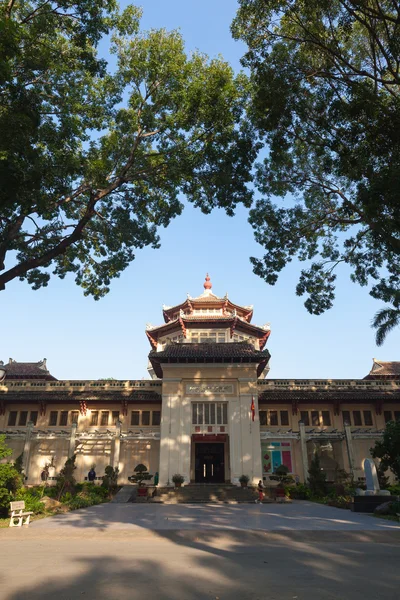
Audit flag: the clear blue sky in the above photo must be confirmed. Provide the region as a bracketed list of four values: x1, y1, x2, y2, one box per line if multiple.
[1, 0, 398, 380]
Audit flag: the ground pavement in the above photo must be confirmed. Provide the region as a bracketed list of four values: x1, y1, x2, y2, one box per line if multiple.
[1, 501, 399, 600]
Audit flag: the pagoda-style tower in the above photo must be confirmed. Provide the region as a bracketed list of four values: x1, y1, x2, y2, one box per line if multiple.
[147, 275, 271, 379]
[148, 275, 271, 487]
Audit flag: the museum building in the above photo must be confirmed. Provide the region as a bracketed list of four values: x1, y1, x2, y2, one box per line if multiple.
[1, 275, 399, 487]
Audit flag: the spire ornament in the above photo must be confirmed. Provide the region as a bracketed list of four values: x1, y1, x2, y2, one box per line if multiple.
[204, 273, 212, 290]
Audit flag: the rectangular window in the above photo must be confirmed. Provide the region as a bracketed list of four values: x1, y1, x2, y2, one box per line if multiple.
[384, 411, 392, 424]
[311, 411, 320, 426]
[222, 403, 228, 424]
[18, 411, 28, 426]
[363, 410, 373, 426]
[152, 411, 161, 426]
[29, 411, 38, 426]
[71, 411, 79, 424]
[59, 411, 68, 426]
[142, 411, 150, 426]
[216, 403, 222, 425]
[342, 411, 351, 426]
[259, 411, 267, 426]
[204, 403, 210, 425]
[300, 411, 309, 426]
[394, 411, 400, 422]
[321, 411, 331, 426]
[100, 411, 109, 426]
[210, 403, 216, 425]
[192, 402, 227, 425]
[198, 404, 204, 425]
[217, 333, 226, 342]
[131, 411, 140, 426]
[112, 411, 120, 425]
[8, 411, 17, 426]
[280, 411, 289, 426]
[262, 442, 293, 474]
[90, 411, 99, 426]
[49, 411, 58, 426]
[353, 411, 362, 426]
[269, 410, 278, 426]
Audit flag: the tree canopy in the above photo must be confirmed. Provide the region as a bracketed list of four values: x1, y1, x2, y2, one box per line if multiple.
[232, 0, 400, 344]
[0, 1, 256, 298]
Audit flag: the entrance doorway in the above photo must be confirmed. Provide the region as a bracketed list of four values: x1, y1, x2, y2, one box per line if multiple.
[195, 442, 225, 483]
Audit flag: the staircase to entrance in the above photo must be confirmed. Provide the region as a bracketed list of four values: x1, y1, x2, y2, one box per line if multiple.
[143, 484, 265, 504]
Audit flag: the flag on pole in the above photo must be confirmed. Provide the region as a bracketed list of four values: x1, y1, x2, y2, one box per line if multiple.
[250, 396, 255, 422]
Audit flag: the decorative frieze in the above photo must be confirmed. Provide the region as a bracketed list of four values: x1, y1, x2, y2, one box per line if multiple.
[186, 383, 234, 395]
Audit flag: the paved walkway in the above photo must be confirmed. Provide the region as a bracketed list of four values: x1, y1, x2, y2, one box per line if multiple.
[1, 502, 399, 600]
[27, 500, 400, 533]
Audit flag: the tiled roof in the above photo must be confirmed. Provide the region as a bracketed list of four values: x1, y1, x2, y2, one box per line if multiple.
[149, 343, 270, 378]
[3, 360, 57, 381]
[258, 390, 400, 402]
[365, 360, 400, 380]
[0, 390, 161, 403]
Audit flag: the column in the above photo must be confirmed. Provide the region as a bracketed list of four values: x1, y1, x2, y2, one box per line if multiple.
[22, 421, 34, 481]
[344, 423, 356, 478]
[239, 388, 262, 485]
[299, 421, 309, 483]
[68, 422, 77, 458]
[112, 421, 121, 469]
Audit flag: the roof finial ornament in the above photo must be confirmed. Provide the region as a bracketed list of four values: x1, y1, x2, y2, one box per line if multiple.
[204, 273, 212, 290]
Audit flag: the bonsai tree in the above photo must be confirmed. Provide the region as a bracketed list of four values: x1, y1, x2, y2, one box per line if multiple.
[371, 420, 400, 480]
[172, 474, 185, 488]
[274, 465, 294, 486]
[308, 452, 327, 497]
[239, 474, 250, 487]
[102, 466, 119, 493]
[129, 464, 152, 486]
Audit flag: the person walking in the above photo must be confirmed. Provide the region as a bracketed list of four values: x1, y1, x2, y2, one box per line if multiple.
[88, 466, 96, 483]
[255, 479, 264, 503]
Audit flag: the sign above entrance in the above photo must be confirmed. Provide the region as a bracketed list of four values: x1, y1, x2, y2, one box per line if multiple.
[192, 434, 227, 442]
[186, 384, 234, 395]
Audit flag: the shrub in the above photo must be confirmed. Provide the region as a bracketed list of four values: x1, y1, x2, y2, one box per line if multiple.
[68, 496, 92, 510]
[389, 500, 400, 515]
[388, 484, 400, 496]
[289, 483, 311, 500]
[239, 474, 250, 485]
[172, 474, 185, 485]
[15, 487, 45, 514]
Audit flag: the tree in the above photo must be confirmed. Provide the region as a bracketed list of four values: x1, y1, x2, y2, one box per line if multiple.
[232, 1, 400, 344]
[308, 452, 327, 496]
[0, 2, 256, 298]
[371, 420, 400, 480]
[0, 435, 23, 515]
[56, 454, 77, 499]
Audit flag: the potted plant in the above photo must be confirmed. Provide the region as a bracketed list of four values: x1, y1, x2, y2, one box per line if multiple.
[239, 475, 250, 488]
[172, 474, 185, 488]
[129, 464, 153, 496]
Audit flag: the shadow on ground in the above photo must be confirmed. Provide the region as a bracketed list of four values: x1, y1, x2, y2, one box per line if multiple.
[3, 528, 400, 600]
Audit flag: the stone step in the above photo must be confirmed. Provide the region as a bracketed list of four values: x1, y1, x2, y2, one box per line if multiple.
[111, 485, 135, 503]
